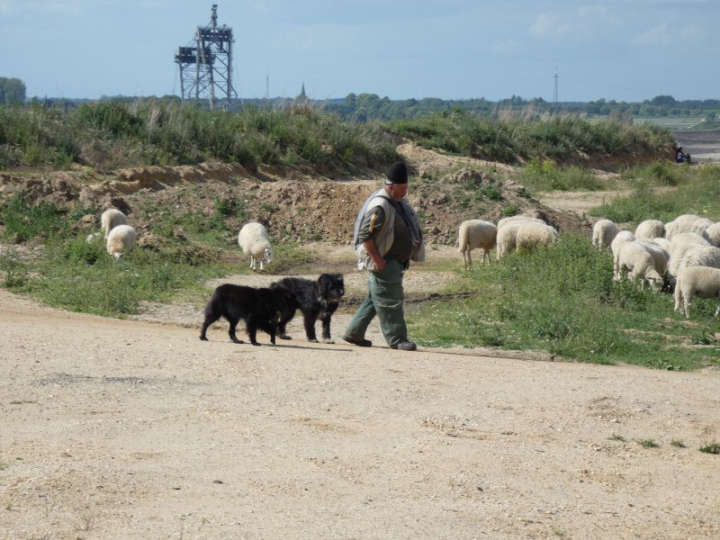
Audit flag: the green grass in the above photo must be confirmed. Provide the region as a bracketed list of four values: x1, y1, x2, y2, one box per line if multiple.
[638, 439, 660, 448]
[392, 112, 673, 164]
[699, 443, 720, 455]
[518, 159, 604, 192]
[0, 101, 399, 174]
[407, 234, 720, 369]
[590, 163, 720, 224]
[608, 434, 627, 442]
[0, 192, 309, 316]
[671, 440, 687, 448]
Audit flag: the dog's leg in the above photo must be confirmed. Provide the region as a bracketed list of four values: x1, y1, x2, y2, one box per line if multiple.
[228, 317, 244, 344]
[278, 309, 293, 340]
[320, 313, 334, 344]
[303, 312, 319, 343]
[199, 312, 221, 341]
[246, 320, 260, 346]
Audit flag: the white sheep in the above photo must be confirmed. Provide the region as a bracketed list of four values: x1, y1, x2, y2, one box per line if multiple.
[101, 208, 128, 239]
[650, 237, 671, 252]
[497, 215, 546, 230]
[515, 222, 558, 252]
[592, 219, 619, 249]
[636, 240, 670, 277]
[677, 246, 720, 274]
[703, 223, 720, 246]
[665, 214, 712, 240]
[674, 266, 720, 318]
[458, 219, 497, 269]
[635, 219, 665, 240]
[616, 241, 664, 291]
[238, 221, 273, 271]
[106, 224, 137, 260]
[667, 232, 710, 278]
[610, 230, 635, 278]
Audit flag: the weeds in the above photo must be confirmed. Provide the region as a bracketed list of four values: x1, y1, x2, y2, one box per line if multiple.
[608, 434, 626, 442]
[519, 159, 604, 192]
[671, 440, 687, 448]
[408, 233, 720, 369]
[590, 163, 720, 224]
[699, 443, 720, 455]
[638, 439, 660, 448]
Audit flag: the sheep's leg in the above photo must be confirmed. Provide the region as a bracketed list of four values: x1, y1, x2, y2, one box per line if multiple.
[260, 259, 264, 271]
[673, 285, 682, 313]
[249, 256, 255, 270]
[228, 318, 244, 344]
[713, 302, 720, 318]
[466, 249, 472, 270]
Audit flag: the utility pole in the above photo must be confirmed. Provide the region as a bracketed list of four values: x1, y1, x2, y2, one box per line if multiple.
[553, 67, 559, 105]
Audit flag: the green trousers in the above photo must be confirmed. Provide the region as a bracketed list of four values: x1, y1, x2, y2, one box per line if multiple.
[344, 258, 407, 347]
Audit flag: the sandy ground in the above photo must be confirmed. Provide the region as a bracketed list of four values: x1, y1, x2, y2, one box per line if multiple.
[2, 283, 720, 539]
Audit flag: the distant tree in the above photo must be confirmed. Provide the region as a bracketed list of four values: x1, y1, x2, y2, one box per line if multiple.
[650, 95, 676, 106]
[0, 77, 26, 106]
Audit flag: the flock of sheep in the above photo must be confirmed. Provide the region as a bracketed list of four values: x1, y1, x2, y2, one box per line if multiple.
[457, 212, 720, 319]
[594, 215, 720, 318]
[458, 216, 558, 268]
[92, 208, 274, 270]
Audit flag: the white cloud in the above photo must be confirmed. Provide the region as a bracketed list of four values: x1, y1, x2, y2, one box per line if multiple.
[632, 22, 705, 46]
[530, 6, 620, 39]
[492, 39, 522, 54]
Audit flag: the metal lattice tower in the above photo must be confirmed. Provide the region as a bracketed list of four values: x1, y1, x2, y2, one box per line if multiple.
[175, 4, 238, 109]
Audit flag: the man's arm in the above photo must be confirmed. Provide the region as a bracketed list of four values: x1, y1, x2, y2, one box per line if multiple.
[363, 238, 386, 271]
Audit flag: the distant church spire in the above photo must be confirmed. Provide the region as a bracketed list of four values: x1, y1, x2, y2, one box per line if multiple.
[297, 82, 307, 101]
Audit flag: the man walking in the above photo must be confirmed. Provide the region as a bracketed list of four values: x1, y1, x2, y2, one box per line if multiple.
[343, 161, 425, 351]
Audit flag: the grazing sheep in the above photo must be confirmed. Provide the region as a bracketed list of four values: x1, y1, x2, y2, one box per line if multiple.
[496, 222, 522, 260]
[497, 215, 546, 230]
[703, 223, 720, 246]
[238, 222, 273, 271]
[86, 232, 102, 244]
[636, 240, 670, 277]
[674, 266, 720, 318]
[616, 241, 664, 291]
[592, 219, 619, 249]
[458, 219, 497, 269]
[106, 224, 137, 260]
[515, 222, 558, 252]
[677, 246, 720, 273]
[650, 237, 671, 252]
[101, 208, 128, 239]
[668, 232, 710, 278]
[665, 214, 712, 240]
[610, 230, 635, 278]
[635, 219, 665, 240]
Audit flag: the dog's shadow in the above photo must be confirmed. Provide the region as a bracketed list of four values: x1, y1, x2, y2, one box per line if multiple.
[269, 343, 353, 352]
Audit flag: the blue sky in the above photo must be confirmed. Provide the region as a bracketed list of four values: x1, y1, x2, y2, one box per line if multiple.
[1, 0, 718, 101]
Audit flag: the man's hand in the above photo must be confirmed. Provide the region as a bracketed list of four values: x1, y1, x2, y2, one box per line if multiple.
[363, 239, 386, 271]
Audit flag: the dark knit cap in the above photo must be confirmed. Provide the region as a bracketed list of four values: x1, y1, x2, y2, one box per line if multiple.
[386, 161, 408, 184]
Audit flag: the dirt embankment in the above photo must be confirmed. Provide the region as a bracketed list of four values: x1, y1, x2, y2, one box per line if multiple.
[0, 143, 592, 246]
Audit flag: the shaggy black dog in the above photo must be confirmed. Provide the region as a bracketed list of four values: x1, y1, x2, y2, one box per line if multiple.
[199, 284, 293, 345]
[270, 273, 345, 343]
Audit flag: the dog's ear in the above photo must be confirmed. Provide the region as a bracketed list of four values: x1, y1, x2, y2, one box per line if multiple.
[317, 274, 331, 297]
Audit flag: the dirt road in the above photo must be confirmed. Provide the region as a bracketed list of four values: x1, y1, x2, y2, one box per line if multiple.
[1, 287, 720, 539]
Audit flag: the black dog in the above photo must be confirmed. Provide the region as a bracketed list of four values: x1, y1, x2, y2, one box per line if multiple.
[199, 284, 292, 345]
[270, 274, 344, 343]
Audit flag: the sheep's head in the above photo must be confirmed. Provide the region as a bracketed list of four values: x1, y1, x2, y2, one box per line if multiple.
[646, 269, 663, 292]
[263, 246, 273, 264]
